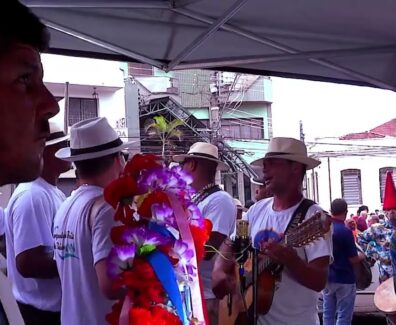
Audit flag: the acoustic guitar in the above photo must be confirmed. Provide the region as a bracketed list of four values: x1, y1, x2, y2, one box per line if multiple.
[221, 211, 331, 325]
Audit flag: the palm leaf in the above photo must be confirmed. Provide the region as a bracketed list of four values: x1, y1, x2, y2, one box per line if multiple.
[168, 129, 183, 141]
[153, 116, 168, 133]
[166, 119, 184, 133]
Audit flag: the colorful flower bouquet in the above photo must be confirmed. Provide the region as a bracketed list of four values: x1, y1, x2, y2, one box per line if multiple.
[104, 154, 212, 325]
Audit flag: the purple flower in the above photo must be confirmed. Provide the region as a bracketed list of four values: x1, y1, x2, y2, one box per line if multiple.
[186, 203, 204, 228]
[151, 203, 176, 227]
[121, 227, 170, 247]
[171, 165, 193, 186]
[170, 240, 196, 278]
[107, 244, 136, 278]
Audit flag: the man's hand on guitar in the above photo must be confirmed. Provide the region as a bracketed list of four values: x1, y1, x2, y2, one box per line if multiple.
[260, 240, 299, 268]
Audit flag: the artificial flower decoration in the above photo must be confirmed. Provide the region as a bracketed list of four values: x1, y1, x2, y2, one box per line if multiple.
[104, 154, 211, 325]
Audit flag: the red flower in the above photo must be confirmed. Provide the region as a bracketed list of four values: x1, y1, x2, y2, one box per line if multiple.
[105, 300, 123, 325]
[129, 306, 182, 325]
[124, 154, 162, 178]
[190, 219, 212, 261]
[138, 191, 170, 219]
[110, 226, 128, 245]
[104, 175, 140, 209]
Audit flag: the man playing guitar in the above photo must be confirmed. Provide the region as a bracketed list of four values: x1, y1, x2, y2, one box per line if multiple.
[213, 137, 332, 325]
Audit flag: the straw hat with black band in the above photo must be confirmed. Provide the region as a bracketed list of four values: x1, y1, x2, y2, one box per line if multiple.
[56, 117, 136, 162]
[173, 142, 229, 171]
[251, 137, 320, 170]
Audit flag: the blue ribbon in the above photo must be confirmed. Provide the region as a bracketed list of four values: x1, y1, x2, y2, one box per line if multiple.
[146, 250, 187, 324]
[148, 222, 174, 239]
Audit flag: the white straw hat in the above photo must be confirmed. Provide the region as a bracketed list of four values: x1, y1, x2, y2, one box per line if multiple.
[55, 117, 136, 162]
[251, 137, 320, 170]
[173, 142, 229, 171]
[45, 120, 69, 146]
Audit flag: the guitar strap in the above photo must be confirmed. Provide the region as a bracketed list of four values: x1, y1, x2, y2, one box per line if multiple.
[284, 198, 316, 236]
[284, 198, 316, 263]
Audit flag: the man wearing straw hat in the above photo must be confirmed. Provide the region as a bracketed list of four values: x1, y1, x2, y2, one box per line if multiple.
[173, 142, 236, 325]
[213, 137, 332, 325]
[5, 120, 70, 325]
[53, 117, 133, 325]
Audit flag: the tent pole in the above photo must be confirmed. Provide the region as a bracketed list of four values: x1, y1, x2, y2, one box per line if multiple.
[24, 0, 170, 9]
[44, 19, 165, 69]
[174, 45, 396, 70]
[165, 0, 250, 71]
[172, 8, 396, 91]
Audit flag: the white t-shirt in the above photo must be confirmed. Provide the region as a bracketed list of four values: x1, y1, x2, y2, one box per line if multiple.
[198, 190, 236, 299]
[5, 178, 64, 311]
[247, 197, 332, 325]
[0, 207, 5, 235]
[53, 185, 115, 325]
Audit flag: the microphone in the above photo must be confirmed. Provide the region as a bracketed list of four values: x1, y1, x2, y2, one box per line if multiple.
[233, 220, 251, 290]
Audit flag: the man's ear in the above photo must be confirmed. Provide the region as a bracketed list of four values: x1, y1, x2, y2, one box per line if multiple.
[190, 159, 198, 172]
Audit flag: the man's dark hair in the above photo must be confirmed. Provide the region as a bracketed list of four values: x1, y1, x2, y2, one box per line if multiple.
[331, 198, 348, 216]
[357, 205, 369, 215]
[74, 153, 118, 179]
[1, 1, 49, 54]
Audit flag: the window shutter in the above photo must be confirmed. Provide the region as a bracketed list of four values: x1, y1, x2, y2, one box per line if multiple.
[379, 167, 396, 202]
[341, 169, 362, 205]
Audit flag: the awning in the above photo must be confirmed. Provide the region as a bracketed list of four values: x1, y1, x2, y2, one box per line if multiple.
[24, 0, 396, 91]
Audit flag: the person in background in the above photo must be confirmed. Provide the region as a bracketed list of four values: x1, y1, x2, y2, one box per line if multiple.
[173, 142, 236, 325]
[345, 219, 359, 242]
[233, 198, 244, 220]
[356, 206, 369, 232]
[379, 214, 386, 225]
[53, 118, 131, 325]
[358, 173, 396, 283]
[5, 121, 70, 325]
[323, 198, 364, 325]
[368, 215, 380, 227]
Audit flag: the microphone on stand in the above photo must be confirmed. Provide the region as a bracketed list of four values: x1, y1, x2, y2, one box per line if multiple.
[233, 220, 251, 291]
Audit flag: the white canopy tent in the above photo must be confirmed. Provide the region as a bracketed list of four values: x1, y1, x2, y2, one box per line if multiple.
[23, 0, 396, 91]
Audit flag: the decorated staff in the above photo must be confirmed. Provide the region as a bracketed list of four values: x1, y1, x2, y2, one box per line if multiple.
[104, 154, 212, 325]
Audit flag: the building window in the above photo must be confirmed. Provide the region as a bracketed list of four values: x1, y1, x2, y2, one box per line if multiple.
[202, 118, 264, 140]
[68, 98, 98, 126]
[341, 169, 362, 205]
[379, 167, 396, 202]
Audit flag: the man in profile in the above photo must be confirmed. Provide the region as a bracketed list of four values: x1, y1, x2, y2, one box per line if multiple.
[0, 1, 58, 186]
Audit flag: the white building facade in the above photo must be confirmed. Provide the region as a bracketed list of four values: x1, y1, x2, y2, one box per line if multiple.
[306, 137, 396, 213]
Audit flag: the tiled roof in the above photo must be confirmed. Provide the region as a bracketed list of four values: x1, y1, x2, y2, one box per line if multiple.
[340, 119, 396, 140]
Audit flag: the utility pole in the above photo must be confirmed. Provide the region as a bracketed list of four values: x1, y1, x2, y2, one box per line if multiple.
[209, 72, 222, 185]
[300, 120, 308, 198]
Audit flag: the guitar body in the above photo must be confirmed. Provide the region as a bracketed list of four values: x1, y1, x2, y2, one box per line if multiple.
[220, 211, 331, 325]
[229, 271, 276, 325]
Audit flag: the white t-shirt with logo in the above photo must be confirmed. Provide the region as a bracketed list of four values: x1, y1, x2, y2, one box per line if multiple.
[198, 190, 236, 299]
[5, 178, 64, 311]
[53, 185, 115, 325]
[247, 197, 332, 325]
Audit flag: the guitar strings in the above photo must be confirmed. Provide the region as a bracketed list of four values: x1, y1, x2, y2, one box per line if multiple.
[204, 244, 251, 262]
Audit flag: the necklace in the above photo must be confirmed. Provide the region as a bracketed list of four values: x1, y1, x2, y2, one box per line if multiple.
[192, 183, 218, 204]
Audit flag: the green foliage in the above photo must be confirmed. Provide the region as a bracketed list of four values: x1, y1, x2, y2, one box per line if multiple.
[144, 116, 184, 159]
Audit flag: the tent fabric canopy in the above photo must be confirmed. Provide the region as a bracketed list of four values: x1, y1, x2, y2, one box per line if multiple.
[24, 0, 396, 91]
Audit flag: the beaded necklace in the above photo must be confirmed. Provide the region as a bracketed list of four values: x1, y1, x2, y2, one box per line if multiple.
[192, 183, 220, 205]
